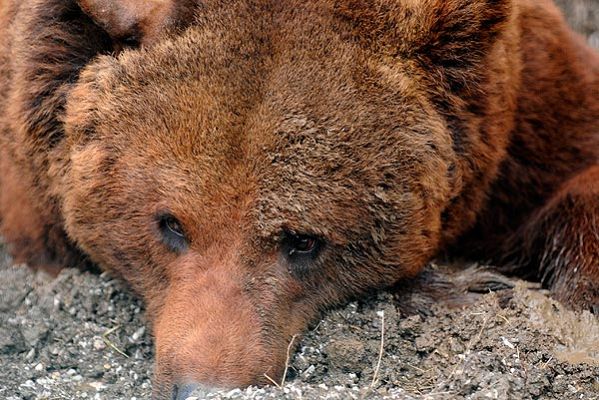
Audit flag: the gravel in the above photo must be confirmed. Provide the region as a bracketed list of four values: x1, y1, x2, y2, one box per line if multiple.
[554, 0, 599, 48]
[1, 252, 599, 400]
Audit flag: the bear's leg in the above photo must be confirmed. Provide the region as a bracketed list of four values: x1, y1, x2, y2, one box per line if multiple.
[392, 264, 517, 316]
[519, 165, 599, 313]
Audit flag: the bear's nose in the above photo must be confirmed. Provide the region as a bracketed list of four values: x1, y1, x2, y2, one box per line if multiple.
[171, 382, 210, 400]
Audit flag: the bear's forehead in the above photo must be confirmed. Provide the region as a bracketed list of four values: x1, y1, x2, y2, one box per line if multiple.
[95, 14, 422, 162]
[95, 0, 421, 134]
[79, 0, 437, 241]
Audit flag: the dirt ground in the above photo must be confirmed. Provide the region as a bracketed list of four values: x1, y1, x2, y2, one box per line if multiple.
[1, 2, 599, 400]
[1, 250, 599, 400]
[554, 0, 599, 48]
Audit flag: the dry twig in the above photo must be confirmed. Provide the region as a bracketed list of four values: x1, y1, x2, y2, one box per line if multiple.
[370, 310, 386, 388]
[263, 334, 298, 388]
[102, 326, 129, 358]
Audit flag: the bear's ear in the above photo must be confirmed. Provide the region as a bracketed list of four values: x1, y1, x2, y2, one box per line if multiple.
[63, 56, 121, 147]
[77, 0, 197, 48]
[335, 0, 513, 69]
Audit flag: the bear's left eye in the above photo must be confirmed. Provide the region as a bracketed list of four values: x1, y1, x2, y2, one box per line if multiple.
[157, 214, 189, 253]
[281, 231, 324, 268]
[288, 235, 317, 255]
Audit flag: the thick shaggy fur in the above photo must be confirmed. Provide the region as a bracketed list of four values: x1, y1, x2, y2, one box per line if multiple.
[0, 0, 598, 398]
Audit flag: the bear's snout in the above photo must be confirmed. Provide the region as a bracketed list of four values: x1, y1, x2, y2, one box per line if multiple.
[150, 252, 302, 399]
[171, 383, 201, 400]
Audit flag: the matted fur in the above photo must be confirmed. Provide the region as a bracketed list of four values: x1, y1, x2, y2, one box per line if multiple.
[0, 0, 597, 398]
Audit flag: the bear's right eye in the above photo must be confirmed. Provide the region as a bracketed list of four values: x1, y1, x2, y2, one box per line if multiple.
[280, 231, 324, 275]
[157, 214, 189, 253]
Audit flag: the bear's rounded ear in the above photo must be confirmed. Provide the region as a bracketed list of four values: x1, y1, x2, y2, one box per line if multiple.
[335, 0, 513, 70]
[63, 56, 121, 147]
[76, 0, 198, 48]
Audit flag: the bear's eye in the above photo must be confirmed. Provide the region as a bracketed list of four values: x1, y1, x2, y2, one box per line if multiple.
[281, 231, 323, 266]
[288, 235, 316, 254]
[157, 214, 189, 253]
[122, 35, 139, 47]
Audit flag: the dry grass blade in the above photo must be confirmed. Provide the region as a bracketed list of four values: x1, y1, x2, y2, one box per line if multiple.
[263, 373, 281, 388]
[102, 326, 129, 358]
[370, 310, 385, 388]
[281, 334, 298, 386]
[263, 334, 298, 389]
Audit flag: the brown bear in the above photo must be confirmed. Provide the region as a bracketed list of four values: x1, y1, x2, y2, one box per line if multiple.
[0, 0, 598, 399]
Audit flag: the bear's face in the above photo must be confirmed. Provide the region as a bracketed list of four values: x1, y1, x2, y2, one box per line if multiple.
[62, 0, 509, 395]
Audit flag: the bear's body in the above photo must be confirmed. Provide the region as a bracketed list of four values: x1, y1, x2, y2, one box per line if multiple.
[0, 0, 597, 398]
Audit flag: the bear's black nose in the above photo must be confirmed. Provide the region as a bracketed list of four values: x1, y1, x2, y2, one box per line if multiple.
[172, 383, 203, 400]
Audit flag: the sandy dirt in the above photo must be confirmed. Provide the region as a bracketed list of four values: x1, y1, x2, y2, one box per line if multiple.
[1, 2, 599, 399]
[554, 0, 599, 48]
[1, 251, 598, 400]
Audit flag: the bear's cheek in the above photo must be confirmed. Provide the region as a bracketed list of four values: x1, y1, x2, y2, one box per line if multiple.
[63, 146, 160, 277]
[63, 144, 114, 241]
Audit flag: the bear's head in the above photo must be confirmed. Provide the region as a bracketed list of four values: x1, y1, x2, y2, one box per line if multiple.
[62, 0, 515, 398]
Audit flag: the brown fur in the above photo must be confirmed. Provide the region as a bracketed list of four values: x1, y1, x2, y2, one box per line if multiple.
[0, 0, 597, 398]
[77, 0, 199, 48]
